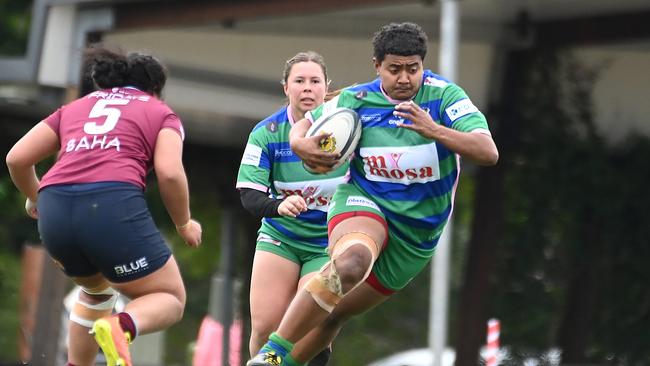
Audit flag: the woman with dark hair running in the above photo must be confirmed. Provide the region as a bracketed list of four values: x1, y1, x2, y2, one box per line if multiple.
[6, 47, 202, 366]
[247, 22, 498, 366]
[237, 51, 346, 366]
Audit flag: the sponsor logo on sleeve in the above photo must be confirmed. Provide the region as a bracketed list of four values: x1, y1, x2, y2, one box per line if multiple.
[445, 99, 478, 122]
[424, 76, 449, 88]
[346, 196, 380, 211]
[241, 143, 263, 166]
[266, 121, 278, 133]
[355, 90, 368, 100]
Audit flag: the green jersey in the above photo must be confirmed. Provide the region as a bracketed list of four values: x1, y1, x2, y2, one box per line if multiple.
[237, 106, 349, 248]
[307, 70, 490, 250]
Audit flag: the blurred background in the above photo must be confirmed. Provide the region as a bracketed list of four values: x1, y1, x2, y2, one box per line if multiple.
[1, 0, 650, 365]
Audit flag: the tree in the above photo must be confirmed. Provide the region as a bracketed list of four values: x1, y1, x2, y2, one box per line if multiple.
[0, 0, 31, 56]
[460, 47, 650, 365]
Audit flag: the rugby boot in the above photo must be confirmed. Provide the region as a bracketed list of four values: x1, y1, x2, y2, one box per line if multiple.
[246, 350, 284, 366]
[90, 315, 132, 366]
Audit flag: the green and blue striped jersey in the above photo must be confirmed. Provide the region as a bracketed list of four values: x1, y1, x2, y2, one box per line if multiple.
[236, 106, 349, 248]
[306, 70, 491, 250]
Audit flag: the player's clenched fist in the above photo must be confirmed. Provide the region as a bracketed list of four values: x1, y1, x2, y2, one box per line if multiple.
[278, 195, 308, 217]
[177, 219, 203, 247]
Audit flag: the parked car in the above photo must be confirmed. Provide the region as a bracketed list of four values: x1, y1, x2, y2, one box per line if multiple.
[367, 348, 456, 366]
[368, 347, 561, 366]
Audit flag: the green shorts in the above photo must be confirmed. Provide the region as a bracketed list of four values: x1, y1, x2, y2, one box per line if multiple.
[256, 233, 330, 278]
[328, 183, 436, 294]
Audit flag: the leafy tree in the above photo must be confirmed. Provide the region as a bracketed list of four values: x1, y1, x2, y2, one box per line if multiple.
[0, 1, 34, 359]
[486, 49, 650, 364]
[489, 49, 604, 363]
[0, 0, 31, 56]
[0, 171, 45, 362]
[0, 178, 22, 359]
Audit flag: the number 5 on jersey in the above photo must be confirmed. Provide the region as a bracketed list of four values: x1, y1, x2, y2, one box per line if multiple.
[84, 99, 130, 135]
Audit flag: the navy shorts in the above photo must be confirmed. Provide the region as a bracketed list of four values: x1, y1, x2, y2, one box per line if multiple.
[37, 182, 172, 283]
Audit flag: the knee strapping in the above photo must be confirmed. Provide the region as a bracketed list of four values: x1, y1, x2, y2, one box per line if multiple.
[70, 286, 118, 328]
[330, 231, 379, 283]
[306, 232, 379, 313]
[329, 231, 380, 263]
[305, 270, 343, 313]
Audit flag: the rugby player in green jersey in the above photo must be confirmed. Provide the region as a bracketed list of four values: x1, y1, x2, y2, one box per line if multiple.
[237, 51, 347, 366]
[248, 22, 498, 366]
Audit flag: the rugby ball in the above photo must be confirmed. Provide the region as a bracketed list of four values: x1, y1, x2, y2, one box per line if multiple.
[305, 108, 361, 172]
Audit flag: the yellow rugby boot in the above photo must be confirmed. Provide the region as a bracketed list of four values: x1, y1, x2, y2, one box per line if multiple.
[90, 316, 132, 366]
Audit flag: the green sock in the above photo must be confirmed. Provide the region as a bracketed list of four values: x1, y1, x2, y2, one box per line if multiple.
[260, 332, 294, 359]
[284, 354, 307, 366]
[270, 332, 294, 352]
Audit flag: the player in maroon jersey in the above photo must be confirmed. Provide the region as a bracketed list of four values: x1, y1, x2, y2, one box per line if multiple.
[6, 47, 202, 366]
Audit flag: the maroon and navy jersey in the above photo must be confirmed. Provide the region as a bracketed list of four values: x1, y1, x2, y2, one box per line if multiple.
[39, 87, 184, 190]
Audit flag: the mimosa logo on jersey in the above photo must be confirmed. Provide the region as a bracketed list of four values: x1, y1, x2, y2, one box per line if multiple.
[280, 187, 332, 207]
[360, 143, 441, 184]
[274, 175, 349, 212]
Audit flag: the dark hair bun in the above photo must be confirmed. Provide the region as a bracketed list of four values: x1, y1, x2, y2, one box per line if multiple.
[84, 47, 167, 95]
[126, 53, 167, 96]
[92, 59, 129, 89]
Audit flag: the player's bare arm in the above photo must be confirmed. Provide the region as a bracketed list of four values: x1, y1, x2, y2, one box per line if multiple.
[6, 121, 60, 218]
[394, 101, 499, 166]
[154, 128, 202, 247]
